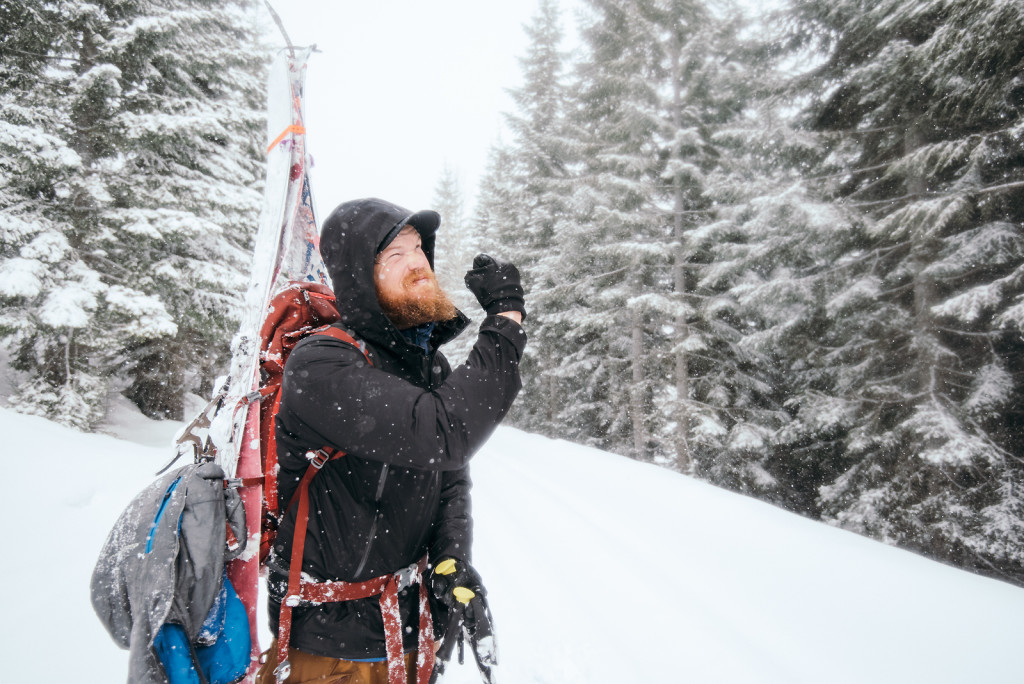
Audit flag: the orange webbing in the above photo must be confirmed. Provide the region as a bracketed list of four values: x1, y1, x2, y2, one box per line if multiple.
[266, 124, 307, 153]
[275, 460, 320, 682]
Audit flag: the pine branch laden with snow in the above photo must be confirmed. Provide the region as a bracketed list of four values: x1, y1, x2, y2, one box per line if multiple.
[0, 0, 266, 426]
[777, 0, 1024, 584]
[482, 0, 1024, 585]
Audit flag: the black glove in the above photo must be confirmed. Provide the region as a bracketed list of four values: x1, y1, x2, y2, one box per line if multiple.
[430, 559, 498, 684]
[431, 557, 484, 609]
[464, 254, 526, 321]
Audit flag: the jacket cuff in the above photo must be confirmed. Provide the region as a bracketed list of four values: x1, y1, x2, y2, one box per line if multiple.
[479, 314, 527, 356]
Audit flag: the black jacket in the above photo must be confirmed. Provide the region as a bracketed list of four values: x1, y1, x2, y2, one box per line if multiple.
[267, 198, 526, 660]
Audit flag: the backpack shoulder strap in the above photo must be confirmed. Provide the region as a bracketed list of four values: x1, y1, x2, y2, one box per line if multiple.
[310, 326, 373, 366]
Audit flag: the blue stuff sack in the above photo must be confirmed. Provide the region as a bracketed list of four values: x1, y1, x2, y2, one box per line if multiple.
[153, 571, 251, 684]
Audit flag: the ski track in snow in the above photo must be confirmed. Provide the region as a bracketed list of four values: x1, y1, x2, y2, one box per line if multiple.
[3, 407, 1024, 683]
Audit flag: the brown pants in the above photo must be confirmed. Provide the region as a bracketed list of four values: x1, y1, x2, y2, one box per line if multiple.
[255, 640, 416, 684]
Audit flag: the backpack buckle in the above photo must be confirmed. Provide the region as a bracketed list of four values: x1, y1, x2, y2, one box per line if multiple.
[305, 449, 331, 469]
[394, 560, 420, 593]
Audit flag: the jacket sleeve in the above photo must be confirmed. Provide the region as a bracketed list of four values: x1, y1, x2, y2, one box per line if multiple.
[278, 315, 526, 471]
[430, 466, 472, 563]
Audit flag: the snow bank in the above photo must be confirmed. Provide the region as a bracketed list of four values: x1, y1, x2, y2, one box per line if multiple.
[2, 407, 1022, 683]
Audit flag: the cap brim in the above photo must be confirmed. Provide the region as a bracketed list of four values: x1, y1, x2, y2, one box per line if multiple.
[406, 210, 441, 237]
[377, 210, 441, 253]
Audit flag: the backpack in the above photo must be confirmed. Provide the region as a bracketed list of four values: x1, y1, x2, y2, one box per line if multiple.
[91, 282, 367, 684]
[101, 281, 435, 684]
[251, 280, 369, 563]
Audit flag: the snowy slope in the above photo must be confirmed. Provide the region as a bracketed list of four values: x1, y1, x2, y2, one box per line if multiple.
[2, 406, 1023, 683]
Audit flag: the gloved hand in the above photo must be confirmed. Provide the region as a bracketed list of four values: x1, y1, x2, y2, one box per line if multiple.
[431, 557, 485, 609]
[430, 559, 498, 684]
[464, 254, 526, 321]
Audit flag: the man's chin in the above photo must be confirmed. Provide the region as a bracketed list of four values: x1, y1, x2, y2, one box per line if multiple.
[377, 279, 457, 330]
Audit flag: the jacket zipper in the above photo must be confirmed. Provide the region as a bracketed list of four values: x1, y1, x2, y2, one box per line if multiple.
[353, 463, 389, 577]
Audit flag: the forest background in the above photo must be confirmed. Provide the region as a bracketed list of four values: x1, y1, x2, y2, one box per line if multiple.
[2, 0, 1023, 590]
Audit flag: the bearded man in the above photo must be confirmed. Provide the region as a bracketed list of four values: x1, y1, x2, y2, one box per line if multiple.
[257, 197, 526, 684]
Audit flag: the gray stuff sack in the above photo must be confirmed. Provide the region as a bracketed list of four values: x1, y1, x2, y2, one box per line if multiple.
[90, 462, 247, 684]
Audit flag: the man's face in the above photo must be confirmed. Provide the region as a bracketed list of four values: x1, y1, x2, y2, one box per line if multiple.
[374, 225, 456, 329]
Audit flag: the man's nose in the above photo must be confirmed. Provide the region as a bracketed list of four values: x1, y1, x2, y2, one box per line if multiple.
[410, 250, 430, 270]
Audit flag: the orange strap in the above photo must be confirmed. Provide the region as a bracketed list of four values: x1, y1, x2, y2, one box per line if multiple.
[275, 458, 324, 682]
[266, 124, 307, 153]
[312, 326, 371, 360]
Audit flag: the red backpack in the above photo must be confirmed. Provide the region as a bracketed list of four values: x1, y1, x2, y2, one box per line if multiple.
[254, 281, 369, 563]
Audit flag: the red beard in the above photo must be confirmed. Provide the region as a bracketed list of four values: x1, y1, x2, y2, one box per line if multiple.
[375, 268, 458, 330]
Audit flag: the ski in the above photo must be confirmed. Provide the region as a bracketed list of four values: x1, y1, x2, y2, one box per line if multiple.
[200, 45, 327, 681]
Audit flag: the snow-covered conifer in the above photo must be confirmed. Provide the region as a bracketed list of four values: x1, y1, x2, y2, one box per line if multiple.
[1, 0, 110, 428]
[431, 165, 477, 366]
[0, 0, 265, 426]
[101, 0, 265, 419]
[473, 0, 576, 438]
[783, 0, 1024, 583]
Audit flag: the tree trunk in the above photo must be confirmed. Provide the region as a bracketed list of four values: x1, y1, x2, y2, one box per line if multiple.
[547, 369, 559, 429]
[673, 211, 692, 470]
[669, 27, 692, 471]
[630, 308, 648, 460]
[126, 341, 185, 420]
[41, 332, 74, 388]
[905, 117, 940, 397]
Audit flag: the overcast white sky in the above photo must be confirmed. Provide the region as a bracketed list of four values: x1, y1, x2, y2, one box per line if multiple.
[261, 1, 578, 221]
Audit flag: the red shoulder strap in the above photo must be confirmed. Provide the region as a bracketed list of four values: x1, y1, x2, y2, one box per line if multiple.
[311, 326, 373, 366]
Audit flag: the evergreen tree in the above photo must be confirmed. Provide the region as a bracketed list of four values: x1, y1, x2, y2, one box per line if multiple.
[102, 0, 265, 419]
[473, 0, 576, 437]
[557, 0, 775, 465]
[0, 0, 265, 426]
[432, 164, 471, 292]
[669, 7, 861, 511]
[1, 1, 121, 428]
[783, 0, 1024, 583]
[431, 164, 477, 366]
[546, 0, 669, 458]
[641, 0, 759, 473]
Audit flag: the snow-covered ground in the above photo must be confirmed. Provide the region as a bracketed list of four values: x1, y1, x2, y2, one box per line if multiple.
[2, 404, 1024, 683]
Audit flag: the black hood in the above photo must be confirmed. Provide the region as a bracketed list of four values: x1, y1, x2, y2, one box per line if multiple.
[320, 197, 452, 347]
